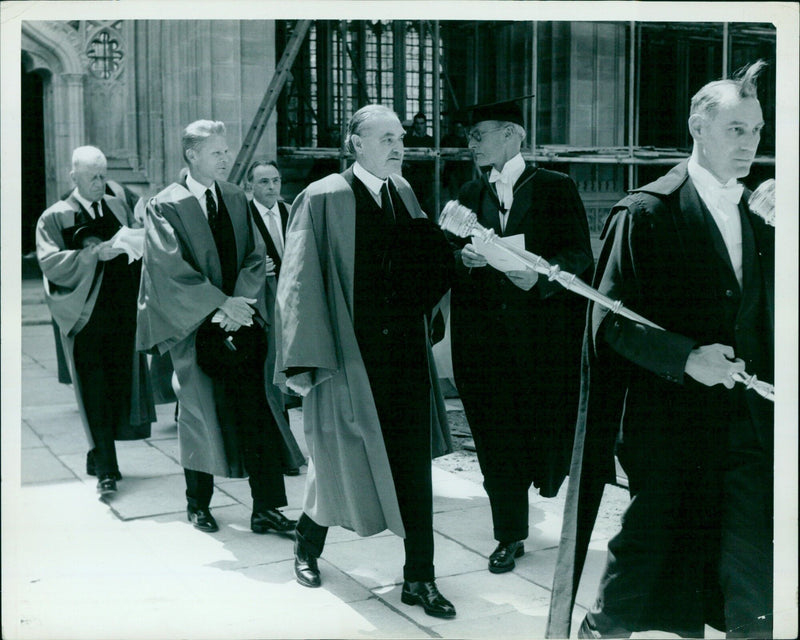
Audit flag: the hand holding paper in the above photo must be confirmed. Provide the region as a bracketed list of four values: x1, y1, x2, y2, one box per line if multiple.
[471, 232, 528, 273]
[110, 227, 145, 263]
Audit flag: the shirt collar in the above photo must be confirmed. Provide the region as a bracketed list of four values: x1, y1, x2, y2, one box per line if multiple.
[489, 152, 525, 186]
[186, 171, 216, 202]
[687, 151, 743, 206]
[253, 198, 279, 216]
[353, 161, 387, 197]
[72, 189, 100, 217]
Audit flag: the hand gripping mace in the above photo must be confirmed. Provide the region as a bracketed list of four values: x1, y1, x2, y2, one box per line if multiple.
[439, 198, 775, 402]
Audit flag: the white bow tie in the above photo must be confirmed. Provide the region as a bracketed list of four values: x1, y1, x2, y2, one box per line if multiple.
[489, 168, 510, 185]
[712, 181, 744, 206]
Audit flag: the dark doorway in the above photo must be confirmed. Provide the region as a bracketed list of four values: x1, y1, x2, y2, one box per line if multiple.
[21, 59, 47, 262]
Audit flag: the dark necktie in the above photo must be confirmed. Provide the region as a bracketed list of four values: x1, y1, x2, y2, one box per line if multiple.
[380, 181, 395, 223]
[92, 201, 102, 219]
[205, 188, 218, 234]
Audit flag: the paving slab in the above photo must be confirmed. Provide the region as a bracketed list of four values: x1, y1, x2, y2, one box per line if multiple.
[239, 558, 376, 604]
[21, 422, 45, 449]
[431, 464, 490, 513]
[100, 473, 237, 520]
[20, 379, 76, 406]
[216, 467, 307, 509]
[20, 447, 77, 484]
[374, 570, 549, 634]
[322, 530, 487, 592]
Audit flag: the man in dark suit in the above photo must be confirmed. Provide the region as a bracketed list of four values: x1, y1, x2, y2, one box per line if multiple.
[245, 159, 305, 476]
[448, 100, 593, 574]
[547, 61, 774, 639]
[275, 105, 455, 618]
[136, 120, 294, 537]
[36, 146, 154, 496]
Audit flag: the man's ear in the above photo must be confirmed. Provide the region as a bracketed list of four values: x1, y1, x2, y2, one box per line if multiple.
[351, 134, 362, 154]
[688, 113, 704, 141]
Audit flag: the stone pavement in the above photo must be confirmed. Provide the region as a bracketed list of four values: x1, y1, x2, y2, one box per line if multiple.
[6, 280, 641, 640]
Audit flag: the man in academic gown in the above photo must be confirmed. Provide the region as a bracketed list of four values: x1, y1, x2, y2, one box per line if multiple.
[245, 159, 305, 476]
[447, 100, 593, 574]
[136, 120, 294, 537]
[275, 104, 456, 618]
[36, 145, 154, 496]
[547, 62, 774, 639]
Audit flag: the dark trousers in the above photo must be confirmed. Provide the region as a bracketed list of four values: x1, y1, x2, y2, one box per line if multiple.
[185, 362, 287, 514]
[461, 381, 535, 543]
[583, 418, 773, 638]
[455, 320, 559, 543]
[297, 326, 435, 583]
[72, 309, 136, 478]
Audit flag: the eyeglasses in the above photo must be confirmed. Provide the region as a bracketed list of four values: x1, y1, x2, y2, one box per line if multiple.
[467, 126, 505, 143]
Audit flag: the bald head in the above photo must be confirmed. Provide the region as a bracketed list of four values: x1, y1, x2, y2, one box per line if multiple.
[71, 146, 108, 202]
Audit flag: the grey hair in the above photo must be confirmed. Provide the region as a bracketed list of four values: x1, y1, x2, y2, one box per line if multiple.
[690, 60, 767, 118]
[71, 145, 106, 171]
[181, 120, 226, 163]
[344, 105, 398, 155]
[478, 121, 526, 143]
[246, 159, 280, 183]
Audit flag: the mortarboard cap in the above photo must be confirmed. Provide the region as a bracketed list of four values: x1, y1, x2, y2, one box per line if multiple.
[466, 94, 534, 127]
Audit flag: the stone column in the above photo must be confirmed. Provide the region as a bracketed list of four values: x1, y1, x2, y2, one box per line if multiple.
[49, 73, 85, 202]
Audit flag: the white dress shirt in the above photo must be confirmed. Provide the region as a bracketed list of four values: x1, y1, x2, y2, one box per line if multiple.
[253, 199, 285, 258]
[353, 161, 386, 206]
[489, 152, 525, 232]
[687, 152, 744, 287]
[185, 172, 217, 219]
[72, 189, 102, 219]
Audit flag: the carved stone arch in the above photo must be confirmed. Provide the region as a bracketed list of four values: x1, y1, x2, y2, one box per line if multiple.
[21, 21, 87, 204]
[21, 21, 84, 75]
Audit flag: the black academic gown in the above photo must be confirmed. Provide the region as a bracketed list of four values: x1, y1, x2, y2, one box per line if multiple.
[448, 165, 593, 541]
[546, 161, 774, 637]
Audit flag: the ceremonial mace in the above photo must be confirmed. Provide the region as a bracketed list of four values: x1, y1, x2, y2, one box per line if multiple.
[439, 189, 775, 402]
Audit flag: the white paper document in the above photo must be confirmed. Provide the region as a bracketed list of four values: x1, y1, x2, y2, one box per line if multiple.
[110, 227, 145, 263]
[471, 233, 528, 273]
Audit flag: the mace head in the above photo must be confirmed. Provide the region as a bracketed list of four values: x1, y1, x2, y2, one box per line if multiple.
[748, 178, 775, 227]
[439, 200, 480, 238]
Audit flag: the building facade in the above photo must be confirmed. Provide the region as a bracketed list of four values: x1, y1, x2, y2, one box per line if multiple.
[21, 19, 776, 256]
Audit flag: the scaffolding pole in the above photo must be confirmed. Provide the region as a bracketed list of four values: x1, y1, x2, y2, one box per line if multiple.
[722, 22, 729, 78]
[531, 21, 538, 160]
[228, 19, 311, 184]
[432, 20, 442, 218]
[627, 21, 636, 189]
[339, 20, 348, 172]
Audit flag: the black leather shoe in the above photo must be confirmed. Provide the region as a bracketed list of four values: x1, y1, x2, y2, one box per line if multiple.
[283, 467, 300, 476]
[294, 539, 321, 588]
[251, 508, 297, 534]
[86, 451, 122, 480]
[97, 475, 117, 496]
[401, 580, 456, 619]
[187, 507, 219, 533]
[488, 541, 524, 574]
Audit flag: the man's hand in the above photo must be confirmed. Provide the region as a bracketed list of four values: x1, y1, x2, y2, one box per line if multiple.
[506, 268, 539, 291]
[218, 296, 257, 326]
[460, 243, 488, 268]
[684, 343, 745, 388]
[265, 255, 276, 277]
[217, 312, 243, 332]
[91, 240, 127, 261]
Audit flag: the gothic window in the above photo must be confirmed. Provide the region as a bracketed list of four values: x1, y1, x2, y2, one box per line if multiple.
[87, 29, 123, 79]
[365, 21, 394, 105]
[281, 20, 441, 148]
